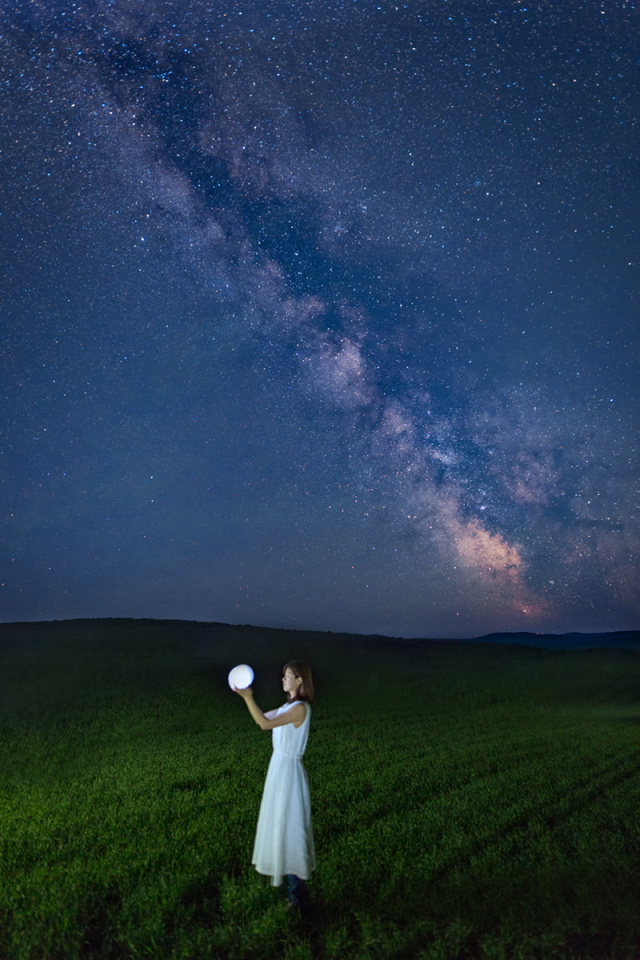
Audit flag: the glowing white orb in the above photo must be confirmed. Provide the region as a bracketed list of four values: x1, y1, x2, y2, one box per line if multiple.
[228, 663, 254, 690]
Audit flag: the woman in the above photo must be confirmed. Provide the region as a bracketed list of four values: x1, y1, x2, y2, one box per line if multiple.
[232, 661, 316, 907]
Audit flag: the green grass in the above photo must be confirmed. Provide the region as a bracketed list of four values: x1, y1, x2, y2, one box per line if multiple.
[1, 620, 639, 959]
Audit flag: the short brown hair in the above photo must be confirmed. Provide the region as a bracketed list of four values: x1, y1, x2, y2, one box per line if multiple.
[283, 660, 314, 704]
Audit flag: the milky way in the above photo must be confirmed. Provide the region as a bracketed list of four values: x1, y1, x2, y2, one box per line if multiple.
[1, 1, 638, 637]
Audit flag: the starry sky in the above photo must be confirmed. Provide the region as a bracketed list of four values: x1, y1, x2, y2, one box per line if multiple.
[1, 0, 638, 639]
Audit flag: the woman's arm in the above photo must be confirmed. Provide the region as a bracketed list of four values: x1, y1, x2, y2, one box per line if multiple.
[232, 688, 305, 731]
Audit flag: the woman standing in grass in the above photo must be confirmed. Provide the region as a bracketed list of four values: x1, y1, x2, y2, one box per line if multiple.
[232, 661, 316, 907]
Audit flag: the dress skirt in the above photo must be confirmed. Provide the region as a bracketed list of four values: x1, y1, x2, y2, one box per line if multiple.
[251, 703, 316, 886]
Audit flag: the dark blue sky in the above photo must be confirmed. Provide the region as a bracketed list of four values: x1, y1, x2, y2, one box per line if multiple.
[1, 0, 638, 638]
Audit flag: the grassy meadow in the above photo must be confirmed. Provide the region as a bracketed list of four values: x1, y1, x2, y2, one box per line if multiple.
[1, 618, 639, 960]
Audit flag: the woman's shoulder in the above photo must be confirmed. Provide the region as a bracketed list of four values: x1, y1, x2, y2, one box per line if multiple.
[281, 699, 311, 714]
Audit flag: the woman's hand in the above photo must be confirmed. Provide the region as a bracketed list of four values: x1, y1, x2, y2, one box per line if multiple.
[232, 685, 253, 700]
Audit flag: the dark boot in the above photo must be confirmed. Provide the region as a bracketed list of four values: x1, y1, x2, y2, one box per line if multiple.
[286, 874, 308, 908]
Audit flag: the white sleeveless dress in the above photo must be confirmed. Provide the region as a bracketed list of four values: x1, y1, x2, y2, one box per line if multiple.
[251, 700, 316, 886]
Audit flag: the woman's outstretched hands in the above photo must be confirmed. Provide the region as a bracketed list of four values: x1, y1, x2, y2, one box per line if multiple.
[231, 683, 274, 730]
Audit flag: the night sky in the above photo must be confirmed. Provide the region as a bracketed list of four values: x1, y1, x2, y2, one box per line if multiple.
[1, 1, 638, 638]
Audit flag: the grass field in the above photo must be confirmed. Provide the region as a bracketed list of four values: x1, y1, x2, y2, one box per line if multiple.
[1, 619, 639, 960]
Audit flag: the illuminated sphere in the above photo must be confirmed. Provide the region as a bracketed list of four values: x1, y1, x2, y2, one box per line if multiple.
[228, 663, 254, 690]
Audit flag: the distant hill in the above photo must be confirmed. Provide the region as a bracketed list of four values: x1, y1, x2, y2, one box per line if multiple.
[470, 630, 640, 650]
[0, 618, 638, 651]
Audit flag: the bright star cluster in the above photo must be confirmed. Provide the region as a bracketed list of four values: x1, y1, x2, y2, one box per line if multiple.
[1, 0, 638, 637]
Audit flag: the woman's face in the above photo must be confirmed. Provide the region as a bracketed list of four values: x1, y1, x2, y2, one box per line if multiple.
[282, 668, 302, 697]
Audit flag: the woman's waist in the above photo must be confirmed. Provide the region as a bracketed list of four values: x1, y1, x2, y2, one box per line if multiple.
[272, 747, 306, 760]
